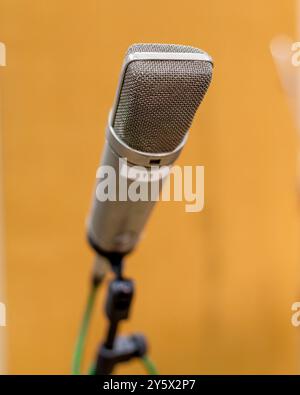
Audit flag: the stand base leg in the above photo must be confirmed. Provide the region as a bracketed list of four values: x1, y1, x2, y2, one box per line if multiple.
[95, 334, 147, 375]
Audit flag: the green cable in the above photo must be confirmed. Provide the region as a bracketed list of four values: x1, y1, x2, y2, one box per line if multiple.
[71, 284, 98, 375]
[141, 355, 159, 375]
[88, 362, 96, 375]
[89, 357, 159, 375]
[71, 276, 159, 376]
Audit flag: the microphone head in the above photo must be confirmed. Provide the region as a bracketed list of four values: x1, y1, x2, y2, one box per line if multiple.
[111, 43, 213, 154]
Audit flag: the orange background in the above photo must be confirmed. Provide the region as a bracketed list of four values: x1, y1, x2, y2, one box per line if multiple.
[0, 0, 299, 374]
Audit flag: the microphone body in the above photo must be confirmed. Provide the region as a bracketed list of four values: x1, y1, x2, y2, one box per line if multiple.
[88, 44, 213, 255]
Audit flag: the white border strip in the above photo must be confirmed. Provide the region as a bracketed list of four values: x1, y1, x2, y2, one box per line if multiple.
[296, 0, 300, 108]
[0, 51, 7, 373]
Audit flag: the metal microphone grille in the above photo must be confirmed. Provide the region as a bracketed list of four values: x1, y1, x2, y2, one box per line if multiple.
[112, 43, 213, 153]
[125, 43, 205, 55]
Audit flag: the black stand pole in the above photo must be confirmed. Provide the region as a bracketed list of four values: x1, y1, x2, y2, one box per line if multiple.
[94, 256, 148, 375]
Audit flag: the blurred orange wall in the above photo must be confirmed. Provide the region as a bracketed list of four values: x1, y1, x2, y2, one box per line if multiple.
[0, 0, 299, 374]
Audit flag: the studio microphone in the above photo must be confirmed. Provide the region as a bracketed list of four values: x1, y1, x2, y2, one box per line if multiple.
[87, 43, 213, 257]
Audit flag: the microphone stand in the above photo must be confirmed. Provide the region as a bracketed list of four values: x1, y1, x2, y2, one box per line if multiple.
[93, 253, 148, 375]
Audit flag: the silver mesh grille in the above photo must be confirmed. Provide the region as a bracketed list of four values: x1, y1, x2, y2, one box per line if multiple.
[112, 43, 213, 153]
[126, 43, 205, 55]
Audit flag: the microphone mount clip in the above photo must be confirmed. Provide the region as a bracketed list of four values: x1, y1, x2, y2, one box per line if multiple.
[94, 259, 148, 375]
